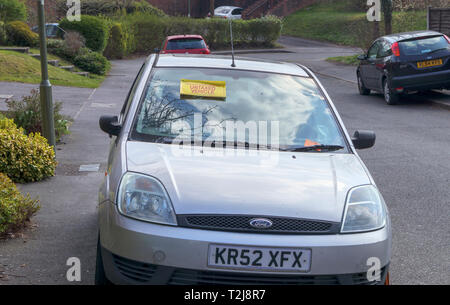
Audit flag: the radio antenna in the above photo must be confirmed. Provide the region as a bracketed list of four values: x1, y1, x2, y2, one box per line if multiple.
[229, 19, 236, 67]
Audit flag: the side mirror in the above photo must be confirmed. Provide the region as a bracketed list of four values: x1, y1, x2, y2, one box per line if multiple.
[352, 130, 376, 149]
[99, 115, 121, 137]
[154, 48, 160, 54]
[357, 54, 367, 60]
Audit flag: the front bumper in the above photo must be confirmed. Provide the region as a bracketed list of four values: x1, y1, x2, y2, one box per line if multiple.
[391, 69, 450, 91]
[99, 202, 391, 285]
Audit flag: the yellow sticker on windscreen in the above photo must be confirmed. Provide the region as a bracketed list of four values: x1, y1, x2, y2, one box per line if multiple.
[180, 79, 226, 100]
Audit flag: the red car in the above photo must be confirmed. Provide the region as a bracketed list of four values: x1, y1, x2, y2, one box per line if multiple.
[161, 35, 211, 54]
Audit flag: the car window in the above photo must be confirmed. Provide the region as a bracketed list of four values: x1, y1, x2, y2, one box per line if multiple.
[166, 39, 206, 50]
[368, 42, 381, 59]
[131, 68, 347, 152]
[232, 9, 243, 15]
[377, 40, 392, 58]
[399, 36, 449, 56]
[215, 8, 231, 14]
[119, 63, 146, 124]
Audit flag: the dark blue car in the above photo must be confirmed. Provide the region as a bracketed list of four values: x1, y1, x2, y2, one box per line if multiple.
[357, 31, 450, 105]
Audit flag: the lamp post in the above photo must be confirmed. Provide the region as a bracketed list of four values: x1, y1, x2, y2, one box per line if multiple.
[37, 0, 55, 148]
[188, 0, 191, 17]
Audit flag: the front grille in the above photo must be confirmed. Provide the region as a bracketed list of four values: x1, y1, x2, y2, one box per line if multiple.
[178, 215, 339, 234]
[112, 254, 386, 285]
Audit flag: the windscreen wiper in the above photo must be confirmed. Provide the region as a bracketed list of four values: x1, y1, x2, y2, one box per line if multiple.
[281, 145, 344, 152]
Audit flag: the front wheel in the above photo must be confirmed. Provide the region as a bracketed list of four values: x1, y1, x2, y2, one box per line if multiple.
[383, 79, 399, 105]
[357, 73, 370, 95]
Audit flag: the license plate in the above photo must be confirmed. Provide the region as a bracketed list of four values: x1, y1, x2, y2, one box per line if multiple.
[417, 59, 443, 68]
[208, 244, 312, 272]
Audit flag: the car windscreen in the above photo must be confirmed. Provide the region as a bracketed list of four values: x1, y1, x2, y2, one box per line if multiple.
[399, 36, 449, 56]
[131, 68, 347, 152]
[167, 39, 206, 50]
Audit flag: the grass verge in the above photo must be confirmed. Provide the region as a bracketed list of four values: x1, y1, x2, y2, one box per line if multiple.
[282, 2, 427, 48]
[326, 55, 360, 66]
[0, 50, 105, 88]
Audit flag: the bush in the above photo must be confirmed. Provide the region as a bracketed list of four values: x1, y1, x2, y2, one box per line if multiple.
[0, 173, 40, 236]
[5, 89, 72, 143]
[104, 23, 127, 59]
[59, 15, 109, 52]
[0, 0, 27, 23]
[74, 51, 111, 75]
[5, 21, 38, 47]
[0, 117, 57, 183]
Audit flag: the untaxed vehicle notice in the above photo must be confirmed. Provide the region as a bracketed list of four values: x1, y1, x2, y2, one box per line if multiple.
[180, 79, 226, 99]
[208, 244, 312, 272]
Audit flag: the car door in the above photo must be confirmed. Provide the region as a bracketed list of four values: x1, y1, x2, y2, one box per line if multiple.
[361, 41, 382, 89]
[374, 39, 393, 91]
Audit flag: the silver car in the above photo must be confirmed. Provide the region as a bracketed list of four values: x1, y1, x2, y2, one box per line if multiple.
[214, 6, 243, 19]
[96, 54, 392, 285]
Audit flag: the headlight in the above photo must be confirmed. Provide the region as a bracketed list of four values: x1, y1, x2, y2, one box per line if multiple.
[341, 185, 386, 233]
[117, 172, 177, 225]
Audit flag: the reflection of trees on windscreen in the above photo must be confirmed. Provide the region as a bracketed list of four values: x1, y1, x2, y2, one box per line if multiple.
[138, 79, 224, 139]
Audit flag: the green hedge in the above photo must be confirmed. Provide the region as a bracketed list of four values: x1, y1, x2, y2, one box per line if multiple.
[104, 23, 127, 59]
[106, 14, 282, 57]
[59, 15, 109, 53]
[5, 21, 38, 47]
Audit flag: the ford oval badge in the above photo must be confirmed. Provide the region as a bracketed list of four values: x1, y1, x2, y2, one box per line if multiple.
[249, 218, 273, 229]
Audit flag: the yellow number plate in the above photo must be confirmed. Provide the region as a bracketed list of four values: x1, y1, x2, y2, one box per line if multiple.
[417, 59, 443, 68]
[180, 79, 226, 100]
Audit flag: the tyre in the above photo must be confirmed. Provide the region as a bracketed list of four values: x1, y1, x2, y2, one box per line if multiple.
[383, 79, 399, 105]
[95, 236, 112, 285]
[357, 73, 370, 95]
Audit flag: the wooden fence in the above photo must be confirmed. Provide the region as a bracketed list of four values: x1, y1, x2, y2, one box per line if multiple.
[427, 7, 450, 36]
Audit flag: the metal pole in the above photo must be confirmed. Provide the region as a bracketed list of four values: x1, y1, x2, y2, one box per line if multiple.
[37, 0, 55, 148]
[188, 0, 191, 17]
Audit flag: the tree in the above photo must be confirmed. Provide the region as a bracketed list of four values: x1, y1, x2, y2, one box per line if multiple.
[0, 0, 27, 23]
[381, 0, 393, 35]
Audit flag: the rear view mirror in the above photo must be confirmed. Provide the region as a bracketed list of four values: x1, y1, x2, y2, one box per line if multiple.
[357, 54, 367, 60]
[352, 130, 376, 149]
[99, 115, 121, 137]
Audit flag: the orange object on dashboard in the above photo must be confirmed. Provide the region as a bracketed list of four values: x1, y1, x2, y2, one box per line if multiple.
[304, 139, 320, 147]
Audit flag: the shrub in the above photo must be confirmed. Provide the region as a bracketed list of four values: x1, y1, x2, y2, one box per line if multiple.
[74, 51, 111, 75]
[5, 89, 72, 143]
[0, 0, 27, 23]
[59, 15, 109, 52]
[5, 21, 38, 47]
[0, 173, 40, 236]
[0, 117, 57, 183]
[104, 23, 127, 59]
